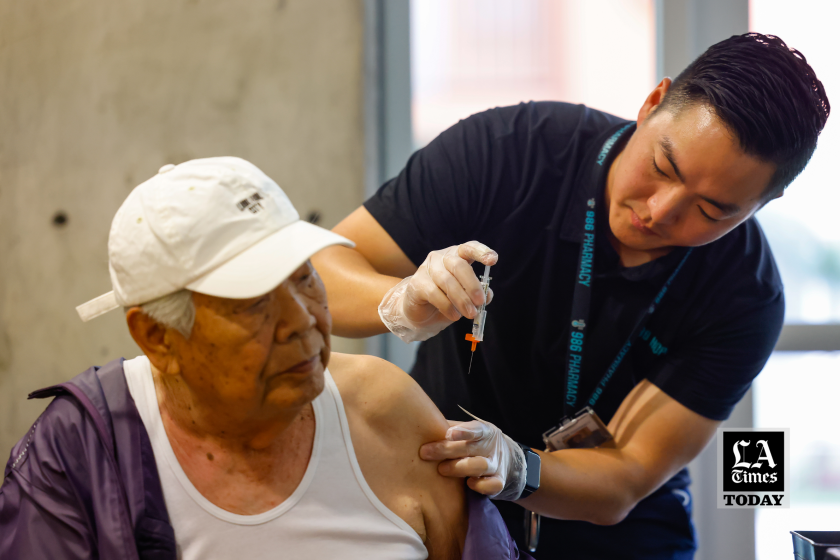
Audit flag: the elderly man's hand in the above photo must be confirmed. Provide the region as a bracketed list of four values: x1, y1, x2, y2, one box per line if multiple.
[420, 419, 527, 501]
[377, 241, 497, 343]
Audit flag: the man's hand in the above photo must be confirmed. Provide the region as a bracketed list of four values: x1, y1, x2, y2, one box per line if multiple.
[419, 418, 526, 501]
[378, 241, 497, 342]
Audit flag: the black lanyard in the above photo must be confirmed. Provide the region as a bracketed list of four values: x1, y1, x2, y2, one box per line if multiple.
[563, 124, 693, 418]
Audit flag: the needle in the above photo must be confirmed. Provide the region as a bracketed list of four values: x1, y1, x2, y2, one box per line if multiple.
[467, 350, 475, 375]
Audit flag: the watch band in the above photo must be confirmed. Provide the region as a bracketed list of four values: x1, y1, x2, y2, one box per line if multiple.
[516, 442, 541, 499]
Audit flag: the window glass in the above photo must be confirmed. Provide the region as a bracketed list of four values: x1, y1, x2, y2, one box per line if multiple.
[751, 0, 840, 324]
[753, 352, 840, 560]
[411, 0, 656, 148]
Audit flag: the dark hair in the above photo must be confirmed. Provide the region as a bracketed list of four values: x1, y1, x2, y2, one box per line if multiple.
[656, 33, 830, 195]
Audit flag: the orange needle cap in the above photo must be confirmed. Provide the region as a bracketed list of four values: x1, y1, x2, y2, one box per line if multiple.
[465, 333, 479, 352]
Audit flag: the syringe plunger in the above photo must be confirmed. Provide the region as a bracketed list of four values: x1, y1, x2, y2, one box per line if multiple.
[465, 264, 492, 369]
[471, 265, 492, 342]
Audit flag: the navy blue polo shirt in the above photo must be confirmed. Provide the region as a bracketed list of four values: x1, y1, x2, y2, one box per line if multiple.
[364, 102, 784, 558]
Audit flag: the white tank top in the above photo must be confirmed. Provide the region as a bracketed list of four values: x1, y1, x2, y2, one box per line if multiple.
[123, 356, 427, 560]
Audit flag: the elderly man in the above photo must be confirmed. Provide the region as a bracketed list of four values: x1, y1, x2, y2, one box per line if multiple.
[0, 158, 526, 559]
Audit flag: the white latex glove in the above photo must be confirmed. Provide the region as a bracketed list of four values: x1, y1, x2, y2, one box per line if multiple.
[420, 418, 527, 501]
[378, 241, 497, 343]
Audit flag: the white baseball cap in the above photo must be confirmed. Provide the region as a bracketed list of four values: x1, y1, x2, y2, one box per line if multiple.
[76, 156, 354, 322]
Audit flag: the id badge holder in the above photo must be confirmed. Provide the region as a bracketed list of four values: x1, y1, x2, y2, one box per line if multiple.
[523, 407, 614, 553]
[541, 406, 613, 452]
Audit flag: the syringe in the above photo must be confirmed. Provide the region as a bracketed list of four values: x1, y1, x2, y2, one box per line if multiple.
[465, 264, 491, 374]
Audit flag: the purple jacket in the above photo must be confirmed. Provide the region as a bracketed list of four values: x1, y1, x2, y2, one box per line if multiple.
[1, 359, 531, 560]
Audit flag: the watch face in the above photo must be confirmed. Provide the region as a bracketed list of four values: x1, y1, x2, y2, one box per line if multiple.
[524, 449, 541, 489]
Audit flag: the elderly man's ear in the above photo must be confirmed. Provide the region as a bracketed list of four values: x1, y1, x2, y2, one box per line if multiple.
[126, 308, 181, 376]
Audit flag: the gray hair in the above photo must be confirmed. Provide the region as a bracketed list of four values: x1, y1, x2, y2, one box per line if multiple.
[128, 289, 195, 338]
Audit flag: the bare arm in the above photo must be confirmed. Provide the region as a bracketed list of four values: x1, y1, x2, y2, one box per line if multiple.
[518, 380, 718, 524]
[428, 379, 719, 525]
[329, 353, 468, 559]
[312, 207, 414, 337]
[313, 206, 497, 339]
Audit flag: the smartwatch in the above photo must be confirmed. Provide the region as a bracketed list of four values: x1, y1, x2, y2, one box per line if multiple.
[516, 442, 541, 499]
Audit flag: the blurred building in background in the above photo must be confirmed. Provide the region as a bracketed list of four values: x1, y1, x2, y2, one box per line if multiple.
[411, 0, 655, 147]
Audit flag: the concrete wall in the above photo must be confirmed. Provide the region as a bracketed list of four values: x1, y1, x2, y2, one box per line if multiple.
[0, 0, 366, 454]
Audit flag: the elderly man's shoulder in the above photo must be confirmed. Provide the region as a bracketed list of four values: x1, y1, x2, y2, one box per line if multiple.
[328, 352, 448, 442]
[328, 353, 468, 558]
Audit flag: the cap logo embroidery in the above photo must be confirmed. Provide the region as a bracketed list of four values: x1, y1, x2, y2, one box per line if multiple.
[237, 192, 264, 214]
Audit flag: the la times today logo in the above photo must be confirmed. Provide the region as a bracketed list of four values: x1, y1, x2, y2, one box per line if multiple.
[717, 428, 790, 509]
